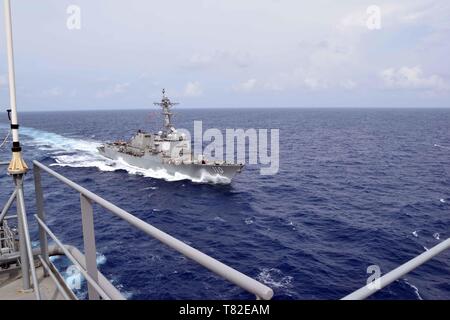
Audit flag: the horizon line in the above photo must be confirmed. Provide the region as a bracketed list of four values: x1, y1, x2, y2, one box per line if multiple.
[15, 106, 450, 113]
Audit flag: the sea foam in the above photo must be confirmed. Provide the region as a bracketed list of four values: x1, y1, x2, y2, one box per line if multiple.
[18, 125, 229, 184]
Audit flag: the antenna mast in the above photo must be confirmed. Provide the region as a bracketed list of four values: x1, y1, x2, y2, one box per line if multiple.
[154, 89, 178, 132]
[1, 0, 40, 299]
[4, 0, 27, 174]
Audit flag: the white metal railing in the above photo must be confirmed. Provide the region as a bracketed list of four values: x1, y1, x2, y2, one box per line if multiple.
[36, 255, 72, 300]
[0, 220, 16, 255]
[35, 215, 112, 300]
[33, 160, 274, 300]
[342, 238, 450, 300]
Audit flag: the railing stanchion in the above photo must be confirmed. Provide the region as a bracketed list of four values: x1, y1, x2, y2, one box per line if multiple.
[0, 189, 17, 224]
[34, 164, 49, 276]
[15, 175, 41, 299]
[16, 190, 30, 290]
[80, 194, 100, 300]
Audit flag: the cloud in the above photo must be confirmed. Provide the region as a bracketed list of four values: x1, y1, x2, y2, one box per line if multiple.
[42, 87, 63, 97]
[5, 1, 450, 109]
[341, 80, 357, 90]
[0, 74, 7, 87]
[183, 81, 203, 97]
[380, 66, 449, 92]
[233, 78, 257, 92]
[96, 82, 130, 98]
[186, 50, 251, 69]
[233, 73, 356, 93]
[303, 77, 327, 90]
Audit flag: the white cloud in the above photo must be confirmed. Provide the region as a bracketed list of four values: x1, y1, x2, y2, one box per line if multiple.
[6, 1, 450, 109]
[0, 74, 7, 87]
[69, 89, 78, 97]
[303, 77, 327, 90]
[187, 50, 251, 69]
[183, 81, 203, 97]
[337, 3, 417, 31]
[380, 66, 449, 92]
[341, 80, 357, 89]
[42, 87, 63, 97]
[233, 78, 257, 92]
[96, 82, 130, 98]
[398, 2, 450, 28]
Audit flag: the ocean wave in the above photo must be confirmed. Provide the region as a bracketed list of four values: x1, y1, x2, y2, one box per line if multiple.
[21, 127, 100, 154]
[112, 282, 134, 300]
[434, 144, 450, 150]
[403, 279, 423, 300]
[213, 216, 226, 223]
[256, 267, 293, 289]
[244, 217, 254, 225]
[63, 252, 107, 299]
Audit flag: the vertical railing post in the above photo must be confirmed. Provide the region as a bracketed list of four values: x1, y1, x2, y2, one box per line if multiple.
[33, 165, 49, 276]
[16, 187, 30, 290]
[14, 178, 31, 290]
[15, 175, 41, 299]
[80, 194, 100, 300]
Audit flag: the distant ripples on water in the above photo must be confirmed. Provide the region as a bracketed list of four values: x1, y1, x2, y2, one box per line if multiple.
[0, 108, 449, 299]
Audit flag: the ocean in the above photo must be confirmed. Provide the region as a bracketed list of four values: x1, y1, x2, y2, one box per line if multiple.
[0, 108, 449, 299]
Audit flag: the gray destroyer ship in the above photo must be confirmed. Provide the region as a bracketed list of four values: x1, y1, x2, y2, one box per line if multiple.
[97, 90, 244, 182]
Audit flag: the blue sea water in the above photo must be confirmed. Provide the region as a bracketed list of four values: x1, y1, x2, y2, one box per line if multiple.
[0, 108, 449, 300]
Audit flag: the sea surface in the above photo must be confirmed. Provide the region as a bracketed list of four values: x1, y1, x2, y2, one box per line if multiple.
[0, 108, 449, 300]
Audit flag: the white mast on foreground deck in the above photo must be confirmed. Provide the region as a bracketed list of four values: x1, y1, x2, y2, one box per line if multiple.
[2, 0, 40, 299]
[4, 0, 27, 173]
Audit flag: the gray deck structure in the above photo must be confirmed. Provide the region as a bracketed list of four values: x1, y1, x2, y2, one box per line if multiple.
[0, 266, 66, 300]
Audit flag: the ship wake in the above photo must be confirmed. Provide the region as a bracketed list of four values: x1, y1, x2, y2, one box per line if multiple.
[17, 126, 229, 184]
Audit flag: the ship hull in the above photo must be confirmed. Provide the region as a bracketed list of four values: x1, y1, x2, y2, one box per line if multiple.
[98, 145, 243, 182]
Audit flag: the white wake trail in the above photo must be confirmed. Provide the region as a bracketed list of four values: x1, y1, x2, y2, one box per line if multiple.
[18, 126, 224, 184]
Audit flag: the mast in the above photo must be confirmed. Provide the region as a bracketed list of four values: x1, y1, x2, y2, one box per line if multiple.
[153, 89, 178, 132]
[1, 0, 40, 299]
[4, 0, 27, 174]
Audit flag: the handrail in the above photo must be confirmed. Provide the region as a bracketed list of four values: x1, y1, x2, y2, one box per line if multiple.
[0, 189, 17, 224]
[46, 244, 125, 300]
[35, 215, 111, 300]
[37, 255, 72, 300]
[33, 160, 274, 300]
[15, 179, 41, 300]
[343, 238, 450, 300]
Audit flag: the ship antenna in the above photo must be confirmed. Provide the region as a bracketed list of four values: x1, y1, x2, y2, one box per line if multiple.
[1, 0, 40, 300]
[4, 0, 27, 174]
[154, 89, 179, 132]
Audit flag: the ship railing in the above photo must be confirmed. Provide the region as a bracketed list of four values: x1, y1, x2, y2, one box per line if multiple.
[342, 238, 450, 300]
[32, 160, 274, 300]
[0, 219, 16, 255]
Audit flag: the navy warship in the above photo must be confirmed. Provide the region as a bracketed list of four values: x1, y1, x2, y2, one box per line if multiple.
[97, 90, 244, 182]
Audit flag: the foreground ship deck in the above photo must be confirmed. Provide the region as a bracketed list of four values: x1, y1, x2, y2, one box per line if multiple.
[0, 265, 66, 300]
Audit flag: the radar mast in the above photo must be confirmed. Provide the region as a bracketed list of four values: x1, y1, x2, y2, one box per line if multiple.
[154, 89, 178, 132]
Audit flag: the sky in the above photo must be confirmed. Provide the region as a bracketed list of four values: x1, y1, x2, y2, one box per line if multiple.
[0, 0, 449, 111]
